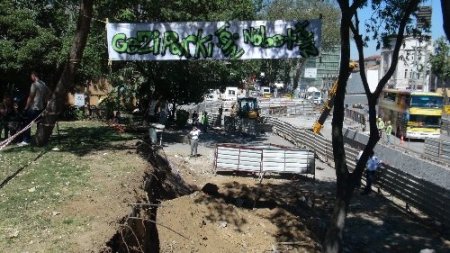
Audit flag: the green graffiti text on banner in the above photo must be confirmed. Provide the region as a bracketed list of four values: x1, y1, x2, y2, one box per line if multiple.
[107, 20, 321, 60]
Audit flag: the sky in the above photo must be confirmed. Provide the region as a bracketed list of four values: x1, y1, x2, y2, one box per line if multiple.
[350, 0, 445, 59]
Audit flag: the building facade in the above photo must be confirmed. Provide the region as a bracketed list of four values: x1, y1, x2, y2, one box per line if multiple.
[379, 36, 433, 91]
[300, 45, 340, 91]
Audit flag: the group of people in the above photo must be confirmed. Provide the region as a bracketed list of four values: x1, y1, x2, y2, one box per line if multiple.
[377, 116, 393, 145]
[146, 95, 171, 125]
[191, 110, 209, 132]
[0, 72, 50, 146]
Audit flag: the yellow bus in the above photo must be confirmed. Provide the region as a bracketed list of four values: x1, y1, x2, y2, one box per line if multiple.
[379, 89, 443, 139]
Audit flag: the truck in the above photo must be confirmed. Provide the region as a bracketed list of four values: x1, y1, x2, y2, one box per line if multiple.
[261, 86, 271, 98]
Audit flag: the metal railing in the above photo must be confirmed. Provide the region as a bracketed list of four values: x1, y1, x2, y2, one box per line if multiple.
[259, 100, 315, 116]
[266, 117, 450, 227]
[442, 117, 450, 136]
[423, 139, 450, 166]
[345, 108, 367, 125]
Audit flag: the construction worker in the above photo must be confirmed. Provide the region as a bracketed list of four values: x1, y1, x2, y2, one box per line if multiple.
[385, 121, 393, 145]
[376, 116, 385, 140]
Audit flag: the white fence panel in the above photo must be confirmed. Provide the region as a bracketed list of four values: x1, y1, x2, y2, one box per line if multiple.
[214, 144, 315, 176]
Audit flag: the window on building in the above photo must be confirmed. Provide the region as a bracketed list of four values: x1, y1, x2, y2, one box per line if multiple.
[405, 69, 408, 78]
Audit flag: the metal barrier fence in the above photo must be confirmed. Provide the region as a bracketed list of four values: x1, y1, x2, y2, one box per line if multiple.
[214, 143, 315, 176]
[423, 139, 450, 166]
[259, 100, 315, 116]
[442, 117, 450, 136]
[266, 117, 450, 227]
[179, 101, 222, 116]
[265, 118, 333, 163]
[180, 99, 316, 121]
[345, 108, 367, 125]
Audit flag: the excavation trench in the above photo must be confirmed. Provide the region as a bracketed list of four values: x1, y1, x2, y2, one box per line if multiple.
[101, 142, 195, 253]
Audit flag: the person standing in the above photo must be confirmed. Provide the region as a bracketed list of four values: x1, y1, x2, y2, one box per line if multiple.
[376, 116, 385, 140]
[158, 99, 169, 125]
[192, 111, 199, 126]
[362, 151, 382, 195]
[18, 71, 50, 146]
[385, 121, 393, 145]
[189, 126, 201, 157]
[200, 111, 208, 133]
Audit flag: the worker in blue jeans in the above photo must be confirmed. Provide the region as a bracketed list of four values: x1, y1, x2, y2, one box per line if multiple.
[18, 72, 49, 146]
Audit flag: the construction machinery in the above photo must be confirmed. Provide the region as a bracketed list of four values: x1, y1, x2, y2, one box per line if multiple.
[224, 97, 261, 134]
[236, 97, 261, 135]
[313, 62, 358, 134]
[236, 97, 260, 119]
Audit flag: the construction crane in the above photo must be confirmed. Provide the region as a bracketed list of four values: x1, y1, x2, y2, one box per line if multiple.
[312, 62, 358, 134]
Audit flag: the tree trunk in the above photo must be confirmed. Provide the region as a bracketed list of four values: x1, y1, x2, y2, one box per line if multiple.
[324, 4, 352, 252]
[442, 0, 450, 41]
[35, 0, 93, 146]
[292, 59, 306, 90]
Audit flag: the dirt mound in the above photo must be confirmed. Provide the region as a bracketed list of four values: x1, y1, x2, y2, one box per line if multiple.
[156, 189, 320, 253]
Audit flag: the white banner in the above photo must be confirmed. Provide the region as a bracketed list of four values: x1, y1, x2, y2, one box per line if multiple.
[106, 20, 321, 61]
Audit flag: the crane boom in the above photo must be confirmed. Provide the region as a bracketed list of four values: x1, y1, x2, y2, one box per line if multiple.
[312, 62, 358, 134]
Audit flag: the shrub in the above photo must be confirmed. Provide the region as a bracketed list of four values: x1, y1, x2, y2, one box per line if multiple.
[61, 106, 87, 121]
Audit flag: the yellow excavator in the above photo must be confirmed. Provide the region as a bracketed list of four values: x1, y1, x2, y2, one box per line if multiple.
[236, 97, 260, 119]
[313, 62, 358, 134]
[227, 97, 261, 135]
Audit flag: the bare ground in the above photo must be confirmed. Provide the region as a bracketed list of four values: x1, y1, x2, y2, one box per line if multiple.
[2, 123, 449, 253]
[142, 130, 450, 253]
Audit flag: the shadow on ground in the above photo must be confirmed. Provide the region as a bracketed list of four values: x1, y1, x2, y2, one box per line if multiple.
[0, 149, 49, 190]
[195, 177, 450, 253]
[51, 125, 136, 156]
[161, 127, 270, 148]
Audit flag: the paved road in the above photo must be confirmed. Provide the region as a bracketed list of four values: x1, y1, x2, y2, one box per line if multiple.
[278, 115, 428, 155]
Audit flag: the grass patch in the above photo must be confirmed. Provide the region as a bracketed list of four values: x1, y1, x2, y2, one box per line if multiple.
[0, 120, 139, 252]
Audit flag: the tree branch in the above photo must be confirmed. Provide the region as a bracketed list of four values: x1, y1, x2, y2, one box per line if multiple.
[336, 0, 350, 12]
[349, 14, 371, 97]
[442, 0, 450, 41]
[349, 0, 366, 14]
[374, 0, 421, 97]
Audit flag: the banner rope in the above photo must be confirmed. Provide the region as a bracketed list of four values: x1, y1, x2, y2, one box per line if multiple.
[0, 111, 45, 151]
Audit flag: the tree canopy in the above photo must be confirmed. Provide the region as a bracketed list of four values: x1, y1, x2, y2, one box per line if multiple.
[0, 0, 77, 90]
[430, 37, 450, 86]
[258, 0, 341, 89]
[1, 0, 342, 105]
[91, 0, 263, 106]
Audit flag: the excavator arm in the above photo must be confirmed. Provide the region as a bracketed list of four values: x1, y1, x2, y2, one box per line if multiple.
[312, 62, 358, 134]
